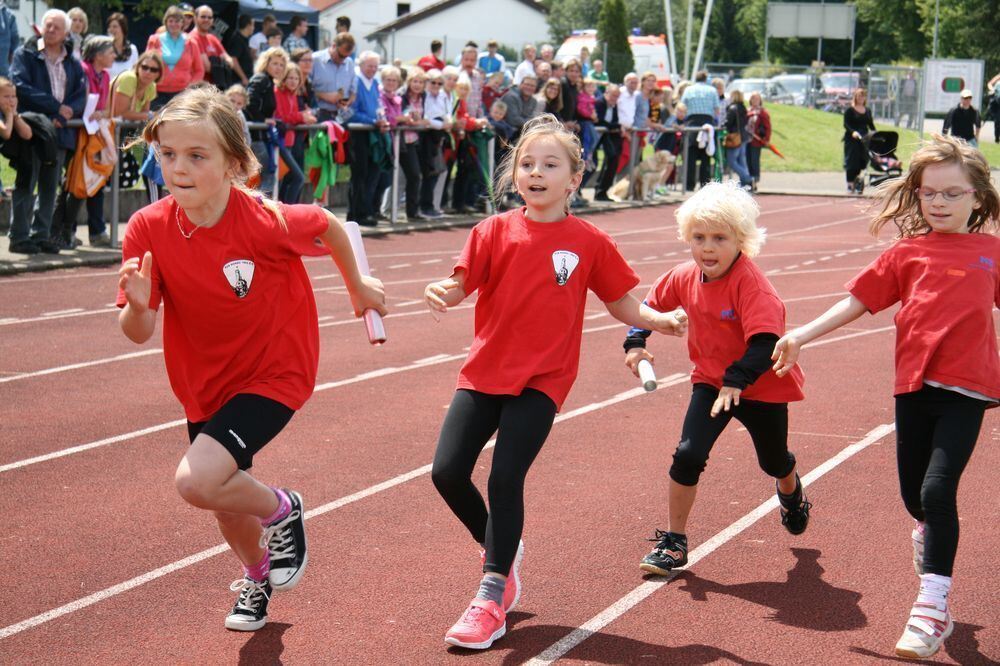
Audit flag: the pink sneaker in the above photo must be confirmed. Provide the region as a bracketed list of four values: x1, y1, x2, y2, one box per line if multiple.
[444, 598, 506, 649]
[479, 540, 525, 612]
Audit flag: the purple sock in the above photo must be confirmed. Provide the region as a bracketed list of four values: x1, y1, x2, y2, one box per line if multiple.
[244, 550, 270, 582]
[261, 487, 291, 526]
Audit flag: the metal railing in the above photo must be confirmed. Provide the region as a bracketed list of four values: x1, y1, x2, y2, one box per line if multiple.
[63, 116, 700, 247]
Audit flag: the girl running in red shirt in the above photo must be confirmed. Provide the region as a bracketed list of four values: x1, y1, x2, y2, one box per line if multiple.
[116, 87, 386, 632]
[624, 182, 812, 580]
[423, 114, 686, 650]
[772, 134, 1000, 659]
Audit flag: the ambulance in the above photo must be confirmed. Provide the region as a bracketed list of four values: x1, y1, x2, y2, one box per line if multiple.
[555, 29, 673, 87]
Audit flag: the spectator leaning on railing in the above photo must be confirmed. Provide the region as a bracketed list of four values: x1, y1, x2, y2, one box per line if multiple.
[680, 70, 720, 191]
[9, 8, 86, 255]
[110, 50, 162, 122]
[372, 64, 403, 218]
[398, 67, 430, 220]
[498, 73, 537, 138]
[420, 68, 450, 218]
[593, 83, 622, 202]
[273, 61, 312, 204]
[746, 91, 770, 193]
[147, 5, 203, 109]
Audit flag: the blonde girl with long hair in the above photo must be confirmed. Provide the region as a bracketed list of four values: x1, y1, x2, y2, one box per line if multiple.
[423, 114, 686, 650]
[117, 87, 386, 632]
[773, 134, 1000, 659]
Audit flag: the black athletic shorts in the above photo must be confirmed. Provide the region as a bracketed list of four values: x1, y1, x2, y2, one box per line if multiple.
[186, 394, 295, 470]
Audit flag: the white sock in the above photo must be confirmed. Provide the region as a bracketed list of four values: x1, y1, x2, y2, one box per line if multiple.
[917, 573, 951, 610]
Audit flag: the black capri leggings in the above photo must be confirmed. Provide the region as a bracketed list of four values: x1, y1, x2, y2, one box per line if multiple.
[895, 385, 987, 577]
[431, 388, 557, 575]
[670, 384, 796, 487]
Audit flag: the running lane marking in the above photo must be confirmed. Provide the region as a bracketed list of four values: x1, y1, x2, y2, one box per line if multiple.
[525, 422, 896, 665]
[768, 215, 868, 238]
[0, 350, 163, 385]
[0, 374, 691, 641]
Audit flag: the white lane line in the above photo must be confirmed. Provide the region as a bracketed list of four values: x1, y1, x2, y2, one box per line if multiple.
[419, 259, 443, 265]
[805, 325, 894, 348]
[0, 373, 691, 641]
[769, 215, 867, 238]
[318, 303, 475, 328]
[641, 255, 659, 261]
[0, 270, 118, 284]
[0, 314, 639, 473]
[387, 263, 412, 269]
[40, 308, 84, 317]
[769, 265, 866, 277]
[785, 264, 799, 270]
[584, 313, 607, 320]
[0, 352, 466, 475]
[784, 291, 846, 303]
[0, 350, 163, 385]
[0, 306, 117, 327]
[819, 255, 832, 261]
[525, 422, 896, 665]
[394, 299, 427, 307]
[801, 260, 816, 266]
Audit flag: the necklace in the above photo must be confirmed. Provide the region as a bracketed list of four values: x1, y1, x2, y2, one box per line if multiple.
[175, 205, 198, 239]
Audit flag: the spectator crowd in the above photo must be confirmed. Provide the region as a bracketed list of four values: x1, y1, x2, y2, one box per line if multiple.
[3, 4, 781, 255]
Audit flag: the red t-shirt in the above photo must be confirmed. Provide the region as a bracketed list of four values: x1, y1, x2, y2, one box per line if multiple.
[645, 254, 804, 402]
[417, 54, 446, 72]
[116, 188, 330, 422]
[455, 208, 640, 409]
[192, 31, 225, 82]
[847, 231, 1000, 398]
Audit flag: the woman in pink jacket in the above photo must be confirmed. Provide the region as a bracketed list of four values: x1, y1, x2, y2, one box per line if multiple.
[147, 5, 203, 110]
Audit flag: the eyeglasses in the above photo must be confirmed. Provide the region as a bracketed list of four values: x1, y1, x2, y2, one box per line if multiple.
[140, 64, 161, 73]
[428, 80, 442, 85]
[914, 187, 976, 202]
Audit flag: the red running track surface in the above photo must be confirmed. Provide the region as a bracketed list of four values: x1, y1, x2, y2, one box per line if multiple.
[0, 196, 996, 664]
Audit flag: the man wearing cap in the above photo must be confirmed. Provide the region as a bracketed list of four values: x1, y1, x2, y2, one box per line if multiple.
[943, 89, 981, 147]
[478, 40, 505, 74]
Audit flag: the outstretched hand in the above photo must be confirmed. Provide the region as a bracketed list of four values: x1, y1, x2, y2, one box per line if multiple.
[625, 347, 653, 377]
[424, 277, 465, 321]
[118, 251, 153, 312]
[771, 334, 801, 377]
[651, 308, 688, 337]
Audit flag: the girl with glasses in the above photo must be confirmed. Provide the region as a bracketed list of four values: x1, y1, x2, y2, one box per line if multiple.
[772, 134, 1000, 659]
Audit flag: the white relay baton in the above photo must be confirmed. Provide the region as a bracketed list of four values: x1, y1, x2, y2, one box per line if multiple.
[638, 359, 657, 392]
[343, 221, 387, 345]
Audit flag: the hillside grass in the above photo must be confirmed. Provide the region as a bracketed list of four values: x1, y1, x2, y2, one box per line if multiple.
[759, 104, 1000, 172]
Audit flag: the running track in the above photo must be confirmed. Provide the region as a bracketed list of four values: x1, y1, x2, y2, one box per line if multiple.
[0, 195, 997, 665]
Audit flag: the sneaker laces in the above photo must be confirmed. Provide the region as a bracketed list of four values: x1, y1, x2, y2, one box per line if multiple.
[259, 509, 300, 561]
[648, 529, 682, 554]
[230, 577, 270, 613]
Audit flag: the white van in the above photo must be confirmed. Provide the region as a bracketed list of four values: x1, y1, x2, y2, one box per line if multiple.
[555, 30, 672, 86]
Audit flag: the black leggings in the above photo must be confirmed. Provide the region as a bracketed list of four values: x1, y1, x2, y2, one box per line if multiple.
[670, 384, 796, 487]
[895, 385, 987, 577]
[431, 389, 556, 574]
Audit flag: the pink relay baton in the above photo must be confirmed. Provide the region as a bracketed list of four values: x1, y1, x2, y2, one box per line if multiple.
[343, 221, 387, 345]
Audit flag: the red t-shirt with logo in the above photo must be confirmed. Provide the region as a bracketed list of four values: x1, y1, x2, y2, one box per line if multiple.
[192, 31, 225, 82]
[645, 254, 804, 402]
[847, 231, 1000, 398]
[454, 208, 640, 409]
[116, 189, 330, 422]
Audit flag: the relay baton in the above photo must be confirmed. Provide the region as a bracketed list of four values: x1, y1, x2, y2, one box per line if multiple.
[638, 359, 657, 392]
[343, 221, 387, 345]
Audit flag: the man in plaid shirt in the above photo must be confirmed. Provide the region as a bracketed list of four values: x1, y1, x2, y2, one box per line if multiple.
[680, 71, 720, 190]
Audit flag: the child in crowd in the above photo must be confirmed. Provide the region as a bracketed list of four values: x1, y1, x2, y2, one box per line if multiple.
[265, 27, 282, 49]
[424, 114, 686, 650]
[487, 100, 514, 176]
[772, 134, 1000, 659]
[274, 62, 316, 204]
[577, 78, 599, 170]
[482, 70, 506, 115]
[0, 76, 31, 149]
[624, 182, 812, 577]
[225, 84, 252, 145]
[117, 87, 386, 633]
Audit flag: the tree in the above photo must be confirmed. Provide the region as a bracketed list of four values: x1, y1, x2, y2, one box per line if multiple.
[597, 0, 633, 82]
[547, 0, 601, 43]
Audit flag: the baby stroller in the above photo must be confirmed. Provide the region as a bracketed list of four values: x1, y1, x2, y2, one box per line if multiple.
[862, 130, 903, 192]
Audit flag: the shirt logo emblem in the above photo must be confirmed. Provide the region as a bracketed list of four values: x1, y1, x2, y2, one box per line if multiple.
[222, 260, 255, 298]
[552, 250, 579, 286]
[720, 308, 738, 321]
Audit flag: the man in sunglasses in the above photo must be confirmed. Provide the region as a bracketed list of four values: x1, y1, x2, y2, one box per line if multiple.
[311, 32, 356, 123]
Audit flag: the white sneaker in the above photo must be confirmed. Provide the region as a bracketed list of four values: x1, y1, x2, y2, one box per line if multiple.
[911, 521, 925, 577]
[895, 602, 953, 659]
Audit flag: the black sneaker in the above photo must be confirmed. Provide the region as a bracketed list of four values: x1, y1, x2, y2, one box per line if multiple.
[225, 576, 271, 631]
[640, 530, 688, 575]
[778, 477, 812, 535]
[9, 240, 39, 254]
[262, 489, 308, 591]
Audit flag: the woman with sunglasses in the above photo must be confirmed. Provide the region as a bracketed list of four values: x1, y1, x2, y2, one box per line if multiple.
[111, 51, 163, 122]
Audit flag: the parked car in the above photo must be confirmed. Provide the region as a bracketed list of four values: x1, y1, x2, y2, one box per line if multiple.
[816, 71, 861, 111]
[725, 78, 795, 105]
[768, 73, 816, 106]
